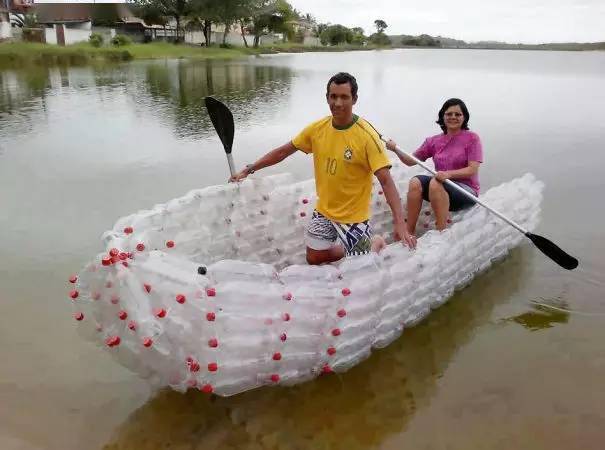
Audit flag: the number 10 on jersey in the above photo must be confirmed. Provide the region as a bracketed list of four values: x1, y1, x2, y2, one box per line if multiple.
[325, 157, 337, 175]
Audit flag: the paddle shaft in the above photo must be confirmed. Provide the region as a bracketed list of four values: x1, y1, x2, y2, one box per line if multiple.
[226, 153, 236, 178]
[385, 139, 529, 235]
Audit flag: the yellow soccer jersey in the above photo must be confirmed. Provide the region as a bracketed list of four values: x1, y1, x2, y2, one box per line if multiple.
[291, 115, 391, 223]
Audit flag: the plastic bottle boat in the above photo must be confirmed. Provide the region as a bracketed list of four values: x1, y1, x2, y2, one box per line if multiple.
[68, 162, 543, 396]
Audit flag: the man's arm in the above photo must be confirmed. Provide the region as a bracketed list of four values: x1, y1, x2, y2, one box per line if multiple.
[375, 167, 417, 248]
[230, 142, 298, 182]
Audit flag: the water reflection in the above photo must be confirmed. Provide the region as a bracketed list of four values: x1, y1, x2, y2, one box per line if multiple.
[503, 301, 570, 331]
[0, 59, 293, 144]
[0, 66, 51, 137]
[140, 60, 293, 139]
[103, 251, 528, 450]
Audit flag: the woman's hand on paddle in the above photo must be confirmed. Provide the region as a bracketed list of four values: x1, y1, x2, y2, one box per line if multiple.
[394, 221, 416, 249]
[435, 171, 451, 182]
[385, 139, 398, 152]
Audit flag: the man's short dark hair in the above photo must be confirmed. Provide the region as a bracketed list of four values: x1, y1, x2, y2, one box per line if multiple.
[326, 72, 358, 98]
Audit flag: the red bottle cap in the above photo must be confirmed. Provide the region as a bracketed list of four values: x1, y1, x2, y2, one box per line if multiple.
[105, 336, 121, 347]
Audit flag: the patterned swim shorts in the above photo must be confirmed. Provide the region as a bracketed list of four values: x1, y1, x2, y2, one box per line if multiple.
[305, 210, 373, 256]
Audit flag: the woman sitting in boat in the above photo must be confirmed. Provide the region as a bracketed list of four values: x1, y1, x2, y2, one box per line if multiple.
[386, 98, 483, 235]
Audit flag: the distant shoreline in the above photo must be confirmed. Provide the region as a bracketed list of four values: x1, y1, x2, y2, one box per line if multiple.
[390, 34, 605, 52]
[1, 41, 603, 68]
[398, 45, 605, 52]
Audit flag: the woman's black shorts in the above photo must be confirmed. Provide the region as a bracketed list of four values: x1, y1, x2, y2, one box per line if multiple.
[415, 175, 477, 212]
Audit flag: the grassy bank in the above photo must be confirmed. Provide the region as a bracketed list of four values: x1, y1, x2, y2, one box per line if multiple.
[0, 42, 134, 67]
[0, 41, 381, 68]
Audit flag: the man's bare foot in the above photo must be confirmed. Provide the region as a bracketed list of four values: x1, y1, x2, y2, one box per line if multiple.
[371, 235, 387, 254]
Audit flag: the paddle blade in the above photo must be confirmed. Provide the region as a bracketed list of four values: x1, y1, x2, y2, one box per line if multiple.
[526, 232, 579, 270]
[204, 97, 234, 154]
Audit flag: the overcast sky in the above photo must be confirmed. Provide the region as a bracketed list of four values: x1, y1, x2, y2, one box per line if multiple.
[289, 0, 605, 44]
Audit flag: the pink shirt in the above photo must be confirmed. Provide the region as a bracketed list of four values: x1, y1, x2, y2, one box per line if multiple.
[414, 130, 483, 193]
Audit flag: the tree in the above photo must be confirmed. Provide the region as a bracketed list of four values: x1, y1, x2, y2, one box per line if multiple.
[401, 34, 441, 47]
[247, 0, 296, 47]
[132, 0, 193, 42]
[374, 19, 387, 34]
[350, 27, 365, 45]
[271, 0, 297, 43]
[315, 22, 328, 39]
[210, 0, 249, 45]
[368, 19, 389, 46]
[369, 32, 390, 46]
[319, 24, 352, 46]
[188, 0, 221, 46]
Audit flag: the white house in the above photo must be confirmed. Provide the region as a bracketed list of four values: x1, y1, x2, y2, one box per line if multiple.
[1, 6, 12, 39]
[34, 3, 92, 45]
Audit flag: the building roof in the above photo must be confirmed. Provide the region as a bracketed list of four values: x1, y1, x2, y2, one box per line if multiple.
[34, 3, 131, 24]
[35, 4, 92, 23]
[118, 16, 169, 30]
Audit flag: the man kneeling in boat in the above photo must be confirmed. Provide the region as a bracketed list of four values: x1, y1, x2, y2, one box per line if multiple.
[230, 72, 416, 265]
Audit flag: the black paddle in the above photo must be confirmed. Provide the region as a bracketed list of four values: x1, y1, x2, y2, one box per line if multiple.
[384, 138, 578, 270]
[204, 96, 236, 177]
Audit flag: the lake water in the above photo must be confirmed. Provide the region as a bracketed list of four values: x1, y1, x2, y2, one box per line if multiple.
[1, 49, 604, 450]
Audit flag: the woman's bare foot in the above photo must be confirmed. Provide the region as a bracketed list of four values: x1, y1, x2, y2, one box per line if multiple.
[371, 235, 387, 254]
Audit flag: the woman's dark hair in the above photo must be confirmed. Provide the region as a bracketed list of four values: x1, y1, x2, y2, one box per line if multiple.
[436, 98, 470, 133]
[326, 72, 358, 98]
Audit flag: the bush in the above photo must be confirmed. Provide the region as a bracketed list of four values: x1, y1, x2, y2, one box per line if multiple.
[369, 32, 391, 46]
[111, 34, 132, 47]
[89, 33, 103, 48]
[22, 27, 44, 43]
[219, 42, 233, 49]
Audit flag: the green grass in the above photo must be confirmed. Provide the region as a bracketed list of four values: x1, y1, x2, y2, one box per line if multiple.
[0, 42, 132, 67]
[0, 41, 378, 68]
[121, 42, 261, 59]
